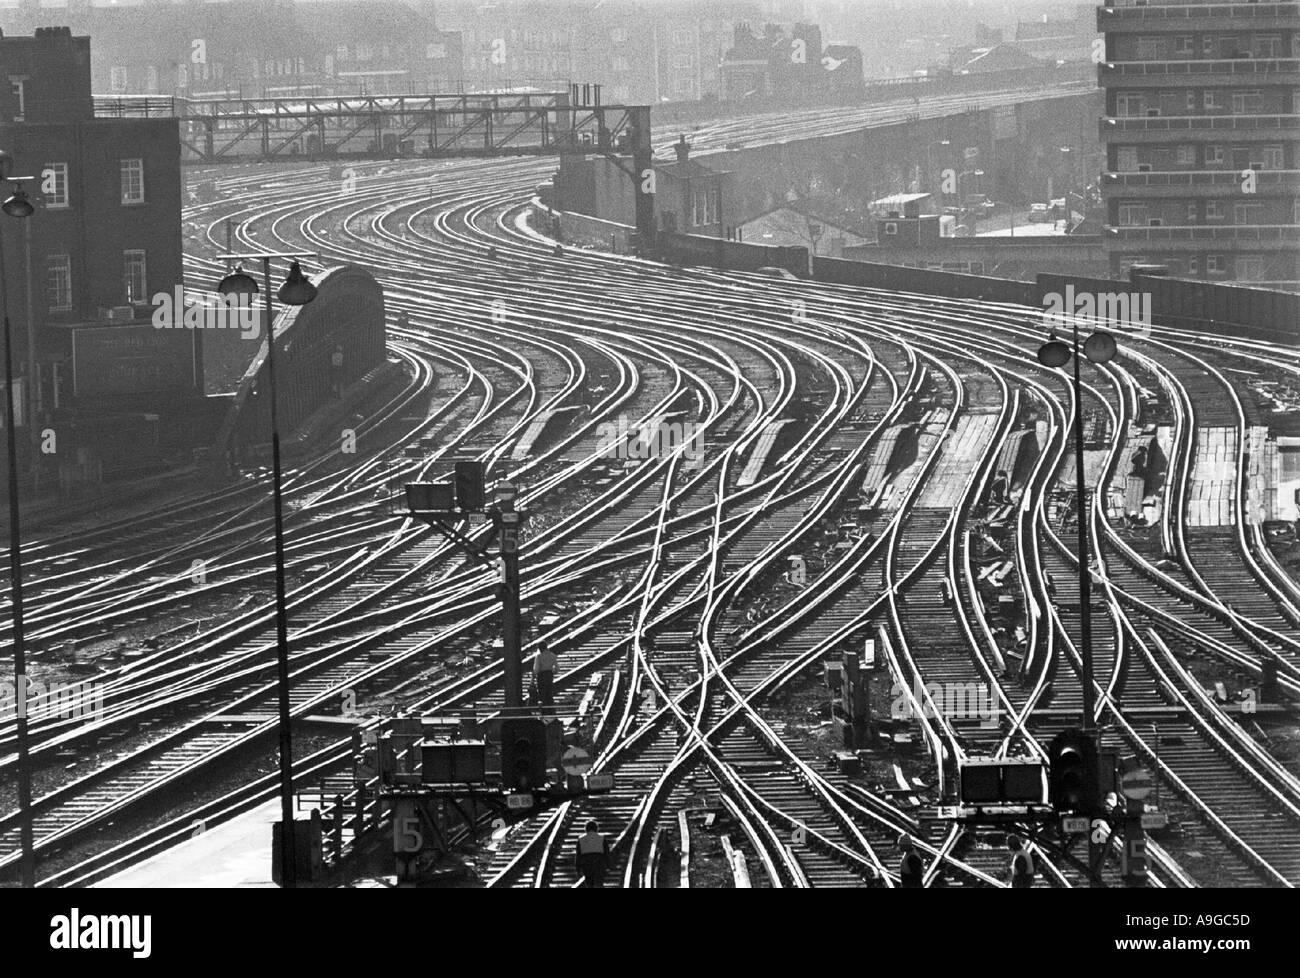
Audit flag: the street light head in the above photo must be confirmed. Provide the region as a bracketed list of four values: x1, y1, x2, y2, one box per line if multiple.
[2, 186, 34, 219]
[277, 260, 317, 305]
[1083, 330, 1118, 364]
[217, 266, 259, 299]
[1037, 339, 1071, 369]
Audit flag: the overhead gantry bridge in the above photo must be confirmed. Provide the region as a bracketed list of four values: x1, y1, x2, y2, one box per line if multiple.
[94, 88, 646, 165]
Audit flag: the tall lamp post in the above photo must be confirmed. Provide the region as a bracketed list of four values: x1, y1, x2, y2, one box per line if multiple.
[1037, 321, 1118, 734]
[925, 138, 950, 191]
[0, 151, 36, 887]
[217, 252, 317, 887]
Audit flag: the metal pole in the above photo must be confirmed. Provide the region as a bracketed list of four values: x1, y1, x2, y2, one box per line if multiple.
[1072, 319, 1097, 733]
[21, 221, 35, 475]
[499, 505, 522, 710]
[261, 257, 296, 887]
[1151, 722, 1161, 809]
[0, 228, 35, 888]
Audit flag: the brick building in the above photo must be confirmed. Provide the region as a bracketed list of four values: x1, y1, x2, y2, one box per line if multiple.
[0, 26, 186, 425]
[720, 21, 864, 102]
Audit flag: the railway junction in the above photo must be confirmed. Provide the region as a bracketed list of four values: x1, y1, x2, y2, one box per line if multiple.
[0, 63, 1297, 901]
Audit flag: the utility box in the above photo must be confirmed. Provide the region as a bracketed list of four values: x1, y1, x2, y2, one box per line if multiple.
[422, 740, 487, 784]
[272, 812, 323, 885]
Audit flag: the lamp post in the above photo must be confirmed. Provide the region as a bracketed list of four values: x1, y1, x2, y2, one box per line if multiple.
[217, 252, 317, 887]
[925, 138, 950, 190]
[955, 168, 984, 230]
[495, 479, 523, 711]
[0, 150, 36, 887]
[1037, 321, 1118, 734]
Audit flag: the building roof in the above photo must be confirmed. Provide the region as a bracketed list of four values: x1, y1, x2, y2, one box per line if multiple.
[658, 158, 731, 179]
[869, 192, 932, 209]
[947, 43, 1042, 74]
[738, 206, 870, 248]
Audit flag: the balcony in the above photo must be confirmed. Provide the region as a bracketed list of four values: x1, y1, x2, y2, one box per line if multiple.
[1100, 114, 1300, 141]
[1098, 59, 1300, 87]
[1102, 169, 1300, 197]
[1099, 3, 1300, 32]
[1106, 224, 1299, 249]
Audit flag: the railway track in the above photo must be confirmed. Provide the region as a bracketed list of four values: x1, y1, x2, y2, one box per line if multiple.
[2, 92, 1299, 888]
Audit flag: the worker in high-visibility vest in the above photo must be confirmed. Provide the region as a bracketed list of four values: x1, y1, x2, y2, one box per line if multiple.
[897, 834, 924, 888]
[1007, 834, 1035, 888]
[533, 642, 557, 708]
[575, 819, 610, 888]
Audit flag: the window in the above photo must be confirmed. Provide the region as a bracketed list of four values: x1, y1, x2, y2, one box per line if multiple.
[1188, 257, 1198, 276]
[1118, 202, 1147, 226]
[1204, 90, 1223, 110]
[1187, 201, 1198, 221]
[145, 66, 158, 93]
[1256, 35, 1282, 58]
[123, 250, 147, 303]
[610, 27, 629, 44]
[1173, 35, 1194, 56]
[44, 162, 69, 208]
[1117, 147, 1139, 171]
[1205, 144, 1226, 164]
[110, 66, 128, 93]
[1176, 145, 1195, 165]
[1136, 36, 1166, 60]
[1187, 91, 1197, 111]
[1232, 90, 1261, 114]
[612, 55, 629, 72]
[691, 189, 717, 227]
[9, 76, 26, 121]
[1206, 200, 1225, 219]
[1207, 255, 1224, 273]
[1116, 91, 1143, 116]
[1233, 202, 1264, 225]
[1260, 145, 1284, 169]
[1203, 35, 1215, 55]
[120, 159, 145, 204]
[45, 255, 72, 312]
[1236, 256, 1266, 280]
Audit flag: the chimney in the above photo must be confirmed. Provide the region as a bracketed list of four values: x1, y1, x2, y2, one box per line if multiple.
[674, 135, 689, 165]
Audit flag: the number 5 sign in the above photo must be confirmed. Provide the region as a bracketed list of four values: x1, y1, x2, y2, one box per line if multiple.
[393, 799, 423, 853]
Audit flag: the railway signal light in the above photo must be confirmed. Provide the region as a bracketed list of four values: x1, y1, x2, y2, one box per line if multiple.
[1049, 728, 1100, 814]
[499, 717, 547, 790]
[454, 461, 486, 511]
[405, 481, 455, 515]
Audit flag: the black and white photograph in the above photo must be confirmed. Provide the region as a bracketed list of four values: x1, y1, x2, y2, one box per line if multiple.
[0, 0, 1291, 957]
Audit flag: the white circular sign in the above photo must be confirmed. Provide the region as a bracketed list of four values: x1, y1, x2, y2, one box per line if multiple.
[562, 746, 592, 776]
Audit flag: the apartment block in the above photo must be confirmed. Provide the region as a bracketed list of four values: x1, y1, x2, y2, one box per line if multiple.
[1097, 1, 1300, 288]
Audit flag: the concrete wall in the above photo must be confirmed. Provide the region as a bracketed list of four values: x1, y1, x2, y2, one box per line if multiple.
[216, 264, 387, 452]
[814, 256, 1036, 305]
[551, 207, 636, 254]
[843, 236, 1110, 280]
[658, 231, 809, 277]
